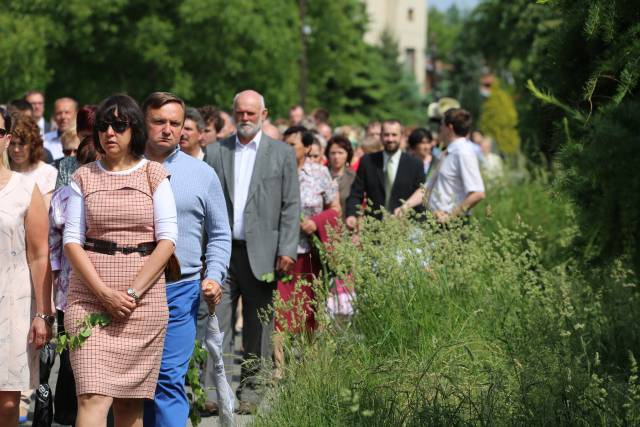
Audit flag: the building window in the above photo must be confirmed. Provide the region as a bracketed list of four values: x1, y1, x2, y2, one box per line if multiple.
[405, 48, 416, 76]
[408, 8, 414, 21]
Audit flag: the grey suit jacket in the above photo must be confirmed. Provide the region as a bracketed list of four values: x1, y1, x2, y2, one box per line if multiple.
[205, 133, 301, 281]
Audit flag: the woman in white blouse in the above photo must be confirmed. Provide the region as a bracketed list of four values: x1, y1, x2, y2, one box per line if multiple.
[8, 114, 58, 210]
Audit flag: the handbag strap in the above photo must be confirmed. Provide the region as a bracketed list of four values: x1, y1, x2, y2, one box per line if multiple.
[144, 161, 152, 195]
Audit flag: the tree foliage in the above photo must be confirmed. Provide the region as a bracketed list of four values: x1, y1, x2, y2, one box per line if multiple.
[0, 11, 57, 99]
[427, 5, 464, 60]
[0, 0, 424, 123]
[527, 0, 640, 272]
[463, 0, 640, 271]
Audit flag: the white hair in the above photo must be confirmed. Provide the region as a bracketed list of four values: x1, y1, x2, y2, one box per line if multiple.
[232, 91, 265, 111]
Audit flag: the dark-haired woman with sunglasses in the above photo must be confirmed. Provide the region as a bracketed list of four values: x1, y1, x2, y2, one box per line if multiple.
[0, 107, 54, 425]
[63, 94, 177, 426]
[8, 114, 58, 210]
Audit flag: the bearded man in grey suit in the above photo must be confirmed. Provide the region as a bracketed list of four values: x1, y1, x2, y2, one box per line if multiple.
[205, 89, 300, 409]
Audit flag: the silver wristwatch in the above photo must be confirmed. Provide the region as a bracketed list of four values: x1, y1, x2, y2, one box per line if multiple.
[127, 288, 140, 302]
[34, 313, 55, 326]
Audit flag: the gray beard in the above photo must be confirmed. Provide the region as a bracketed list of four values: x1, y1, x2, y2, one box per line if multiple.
[237, 122, 261, 140]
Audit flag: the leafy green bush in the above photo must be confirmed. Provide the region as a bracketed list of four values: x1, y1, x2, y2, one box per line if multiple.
[254, 196, 639, 425]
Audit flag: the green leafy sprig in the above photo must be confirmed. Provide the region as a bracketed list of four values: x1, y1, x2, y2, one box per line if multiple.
[261, 271, 293, 283]
[56, 313, 111, 354]
[186, 340, 208, 426]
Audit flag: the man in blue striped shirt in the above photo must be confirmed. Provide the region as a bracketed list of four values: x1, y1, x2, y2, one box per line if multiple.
[142, 92, 231, 427]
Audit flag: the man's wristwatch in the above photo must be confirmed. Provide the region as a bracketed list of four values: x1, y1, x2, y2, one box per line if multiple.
[34, 313, 55, 326]
[127, 288, 140, 302]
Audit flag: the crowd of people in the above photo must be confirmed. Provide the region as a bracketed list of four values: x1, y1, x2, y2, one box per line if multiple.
[0, 88, 502, 427]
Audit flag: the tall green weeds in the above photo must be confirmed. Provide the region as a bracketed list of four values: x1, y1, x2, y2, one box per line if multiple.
[254, 178, 639, 426]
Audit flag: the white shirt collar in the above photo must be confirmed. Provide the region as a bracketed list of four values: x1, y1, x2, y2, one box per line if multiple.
[446, 137, 468, 154]
[383, 149, 402, 163]
[235, 130, 262, 151]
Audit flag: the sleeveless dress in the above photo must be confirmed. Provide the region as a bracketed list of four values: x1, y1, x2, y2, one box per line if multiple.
[65, 161, 170, 398]
[0, 172, 39, 391]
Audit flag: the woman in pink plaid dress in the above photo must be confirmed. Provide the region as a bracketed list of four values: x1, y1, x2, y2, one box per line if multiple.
[63, 95, 177, 426]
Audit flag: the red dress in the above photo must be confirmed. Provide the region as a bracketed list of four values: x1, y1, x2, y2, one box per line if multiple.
[276, 162, 339, 333]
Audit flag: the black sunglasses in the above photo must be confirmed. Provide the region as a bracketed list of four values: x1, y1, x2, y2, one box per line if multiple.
[63, 148, 78, 156]
[0, 128, 8, 138]
[97, 119, 130, 134]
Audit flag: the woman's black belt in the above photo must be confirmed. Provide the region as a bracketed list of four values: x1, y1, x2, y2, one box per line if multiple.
[84, 237, 156, 256]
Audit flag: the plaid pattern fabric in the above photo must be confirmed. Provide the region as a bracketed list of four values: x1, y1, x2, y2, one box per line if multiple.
[64, 161, 170, 398]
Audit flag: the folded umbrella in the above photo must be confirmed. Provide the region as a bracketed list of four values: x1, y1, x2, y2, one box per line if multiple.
[33, 342, 56, 427]
[205, 313, 235, 426]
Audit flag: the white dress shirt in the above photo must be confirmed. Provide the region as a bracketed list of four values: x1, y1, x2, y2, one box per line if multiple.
[36, 117, 46, 137]
[382, 149, 402, 184]
[428, 137, 485, 213]
[44, 130, 64, 160]
[233, 131, 262, 240]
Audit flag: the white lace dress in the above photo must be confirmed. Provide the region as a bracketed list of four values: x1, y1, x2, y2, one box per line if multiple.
[0, 172, 38, 391]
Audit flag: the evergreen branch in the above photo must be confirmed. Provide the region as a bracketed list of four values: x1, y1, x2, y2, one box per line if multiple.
[526, 79, 587, 123]
[611, 67, 637, 107]
[584, 2, 601, 39]
[583, 72, 598, 121]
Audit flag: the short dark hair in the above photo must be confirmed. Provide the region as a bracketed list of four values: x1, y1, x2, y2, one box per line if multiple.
[141, 92, 185, 123]
[407, 128, 432, 150]
[325, 135, 353, 165]
[198, 105, 224, 132]
[0, 107, 12, 133]
[382, 119, 402, 129]
[185, 107, 205, 131]
[283, 125, 313, 147]
[312, 108, 330, 124]
[9, 99, 33, 112]
[444, 108, 473, 136]
[93, 94, 147, 158]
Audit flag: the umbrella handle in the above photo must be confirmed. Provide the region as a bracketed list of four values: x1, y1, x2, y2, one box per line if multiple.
[207, 303, 216, 315]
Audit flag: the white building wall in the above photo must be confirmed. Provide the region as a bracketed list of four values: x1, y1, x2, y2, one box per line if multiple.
[364, 0, 427, 93]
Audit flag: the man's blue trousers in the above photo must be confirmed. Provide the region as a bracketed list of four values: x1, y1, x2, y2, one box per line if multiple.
[144, 280, 200, 427]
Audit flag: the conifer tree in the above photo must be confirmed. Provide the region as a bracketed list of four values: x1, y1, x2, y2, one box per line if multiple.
[478, 79, 520, 155]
